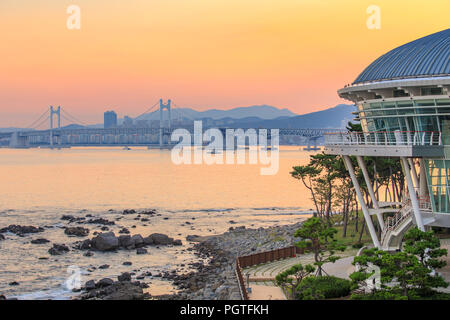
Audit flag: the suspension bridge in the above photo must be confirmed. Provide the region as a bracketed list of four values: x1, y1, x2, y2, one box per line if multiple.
[0, 99, 344, 150]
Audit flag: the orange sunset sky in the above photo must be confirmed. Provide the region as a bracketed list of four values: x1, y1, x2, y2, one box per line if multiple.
[0, 0, 449, 127]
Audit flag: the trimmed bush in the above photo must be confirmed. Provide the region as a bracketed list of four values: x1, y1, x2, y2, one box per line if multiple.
[296, 276, 351, 300]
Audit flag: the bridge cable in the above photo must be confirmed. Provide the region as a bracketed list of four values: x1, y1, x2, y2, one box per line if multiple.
[134, 101, 160, 121]
[61, 109, 89, 126]
[25, 109, 50, 129]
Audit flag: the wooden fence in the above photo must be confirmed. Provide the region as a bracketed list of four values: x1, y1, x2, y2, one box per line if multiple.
[235, 245, 306, 299]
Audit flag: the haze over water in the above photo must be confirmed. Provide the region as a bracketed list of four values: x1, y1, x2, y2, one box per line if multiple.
[0, 146, 314, 299]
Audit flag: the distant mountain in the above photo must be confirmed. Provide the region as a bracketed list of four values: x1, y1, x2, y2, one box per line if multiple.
[225, 104, 356, 129]
[139, 105, 296, 121]
[0, 104, 355, 132]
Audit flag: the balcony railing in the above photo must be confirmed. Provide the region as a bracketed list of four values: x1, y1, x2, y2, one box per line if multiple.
[325, 131, 442, 147]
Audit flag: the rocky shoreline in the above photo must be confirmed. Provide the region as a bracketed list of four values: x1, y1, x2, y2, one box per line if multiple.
[0, 208, 304, 300]
[72, 221, 303, 300]
[154, 222, 303, 300]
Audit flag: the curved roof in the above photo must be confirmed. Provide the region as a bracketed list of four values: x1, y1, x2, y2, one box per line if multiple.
[353, 28, 450, 84]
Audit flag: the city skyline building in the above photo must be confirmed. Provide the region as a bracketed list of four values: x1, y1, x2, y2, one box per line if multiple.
[104, 110, 118, 129]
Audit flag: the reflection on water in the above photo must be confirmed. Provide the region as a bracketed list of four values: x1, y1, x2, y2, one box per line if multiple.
[0, 146, 316, 299]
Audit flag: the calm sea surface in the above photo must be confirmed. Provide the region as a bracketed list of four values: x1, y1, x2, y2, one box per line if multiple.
[0, 146, 315, 299]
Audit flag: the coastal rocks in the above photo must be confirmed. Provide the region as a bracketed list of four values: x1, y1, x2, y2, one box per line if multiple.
[0, 225, 44, 236]
[118, 272, 132, 282]
[131, 234, 144, 248]
[0, 234, 5, 241]
[136, 248, 147, 255]
[118, 235, 134, 248]
[85, 218, 115, 226]
[64, 226, 89, 237]
[48, 244, 70, 255]
[60, 215, 85, 223]
[84, 280, 96, 290]
[91, 232, 119, 251]
[147, 233, 174, 245]
[97, 278, 114, 287]
[78, 278, 146, 300]
[122, 209, 136, 215]
[30, 238, 50, 244]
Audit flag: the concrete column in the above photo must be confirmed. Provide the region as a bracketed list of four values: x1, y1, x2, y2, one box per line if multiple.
[344, 155, 381, 248]
[357, 156, 385, 230]
[401, 157, 425, 231]
[408, 158, 419, 190]
[419, 158, 428, 198]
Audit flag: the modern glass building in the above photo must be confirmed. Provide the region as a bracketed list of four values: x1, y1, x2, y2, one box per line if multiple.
[325, 29, 450, 250]
[104, 110, 118, 129]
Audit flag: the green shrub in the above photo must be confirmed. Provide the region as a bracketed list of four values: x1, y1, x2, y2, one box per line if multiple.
[296, 276, 351, 300]
[352, 242, 364, 249]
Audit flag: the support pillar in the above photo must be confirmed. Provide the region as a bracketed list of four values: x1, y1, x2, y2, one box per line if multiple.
[356, 156, 384, 230]
[408, 158, 419, 190]
[343, 155, 381, 248]
[401, 157, 425, 231]
[419, 158, 428, 198]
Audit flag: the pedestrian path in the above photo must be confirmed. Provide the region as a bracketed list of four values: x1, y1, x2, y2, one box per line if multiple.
[243, 249, 358, 281]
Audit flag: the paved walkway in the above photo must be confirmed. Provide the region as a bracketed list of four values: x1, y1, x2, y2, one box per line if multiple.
[243, 249, 358, 281]
[247, 284, 286, 300]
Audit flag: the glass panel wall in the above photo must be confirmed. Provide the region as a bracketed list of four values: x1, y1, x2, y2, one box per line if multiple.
[425, 159, 450, 214]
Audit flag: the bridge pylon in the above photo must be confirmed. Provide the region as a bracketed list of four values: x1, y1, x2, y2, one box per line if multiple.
[159, 99, 171, 147]
[50, 106, 61, 148]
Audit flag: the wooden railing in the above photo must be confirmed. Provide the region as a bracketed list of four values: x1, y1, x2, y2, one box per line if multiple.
[235, 258, 249, 300]
[235, 245, 306, 299]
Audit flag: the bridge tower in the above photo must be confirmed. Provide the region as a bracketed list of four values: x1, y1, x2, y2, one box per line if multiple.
[50, 106, 61, 148]
[159, 99, 171, 147]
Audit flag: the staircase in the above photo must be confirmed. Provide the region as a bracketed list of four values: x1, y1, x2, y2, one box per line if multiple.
[380, 197, 434, 251]
[380, 203, 414, 251]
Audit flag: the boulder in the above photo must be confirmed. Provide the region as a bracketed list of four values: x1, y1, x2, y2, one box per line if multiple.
[131, 234, 144, 248]
[173, 239, 183, 246]
[96, 278, 114, 288]
[136, 248, 147, 255]
[0, 234, 5, 241]
[65, 227, 89, 237]
[78, 239, 91, 250]
[84, 280, 96, 291]
[0, 225, 44, 235]
[48, 244, 70, 255]
[91, 232, 119, 251]
[118, 235, 134, 248]
[147, 233, 174, 245]
[118, 272, 132, 282]
[143, 236, 154, 245]
[31, 238, 50, 244]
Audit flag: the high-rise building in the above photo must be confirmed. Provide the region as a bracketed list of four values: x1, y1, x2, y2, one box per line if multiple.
[104, 111, 117, 128]
[324, 29, 450, 250]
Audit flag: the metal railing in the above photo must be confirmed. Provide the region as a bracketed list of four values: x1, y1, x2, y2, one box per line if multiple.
[325, 131, 442, 147]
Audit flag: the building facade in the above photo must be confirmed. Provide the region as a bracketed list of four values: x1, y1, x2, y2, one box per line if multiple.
[104, 111, 118, 129]
[324, 29, 450, 250]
